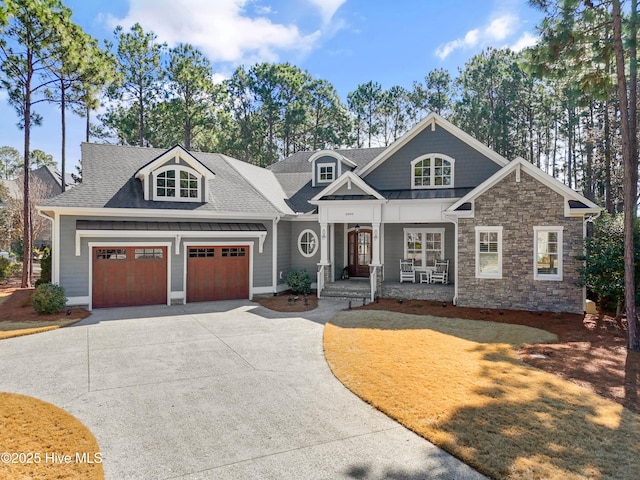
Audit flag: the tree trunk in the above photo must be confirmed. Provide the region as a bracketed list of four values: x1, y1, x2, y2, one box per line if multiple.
[61, 81, 66, 193]
[612, 0, 639, 351]
[21, 74, 32, 288]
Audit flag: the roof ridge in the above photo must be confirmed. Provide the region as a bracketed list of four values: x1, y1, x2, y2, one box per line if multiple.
[219, 154, 290, 215]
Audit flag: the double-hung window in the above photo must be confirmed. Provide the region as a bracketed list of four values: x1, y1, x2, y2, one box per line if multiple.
[534, 226, 563, 280]
[475, 226, 502, 279]
[404, 228, 444, 269]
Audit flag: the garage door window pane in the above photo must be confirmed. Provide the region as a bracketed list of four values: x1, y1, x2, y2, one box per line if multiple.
[222, 247, 246, 257]
[96, 249, 126, 260]
[135, 248, 163, 259]
[189, 248, 215, 258]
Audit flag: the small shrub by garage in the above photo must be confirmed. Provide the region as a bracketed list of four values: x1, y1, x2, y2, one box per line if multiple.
[286, 269, 312, 294]
[32, 283, 67, 314]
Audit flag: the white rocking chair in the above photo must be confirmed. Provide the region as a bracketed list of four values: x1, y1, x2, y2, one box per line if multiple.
[430, 260, 449, 284]
[399, 259, 415, 283]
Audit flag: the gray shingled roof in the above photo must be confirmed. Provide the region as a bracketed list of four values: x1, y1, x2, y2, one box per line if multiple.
[76, 220, 267, 231]
[268, 147, 385, 174]
[44, 143, 285, 216]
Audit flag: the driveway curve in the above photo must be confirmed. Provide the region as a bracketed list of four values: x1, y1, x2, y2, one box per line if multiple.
[0, 299, 485, 480]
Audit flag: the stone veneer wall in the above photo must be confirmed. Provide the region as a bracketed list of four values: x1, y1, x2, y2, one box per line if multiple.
[457, 170, 584, 313]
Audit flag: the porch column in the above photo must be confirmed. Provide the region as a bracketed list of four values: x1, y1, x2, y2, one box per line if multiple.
[371, 222, 381, 265]
[319, 222, 329, 265]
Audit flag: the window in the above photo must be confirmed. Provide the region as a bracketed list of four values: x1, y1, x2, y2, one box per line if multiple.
[411, 154, 454, 189]
[298, 229, 319, 257]
[475, 227, 502, 279]
[403, 228, 444, 269]
[317, 164, 335, 183]
[154, 167, 201, 201]
[534, 227, 563, 280]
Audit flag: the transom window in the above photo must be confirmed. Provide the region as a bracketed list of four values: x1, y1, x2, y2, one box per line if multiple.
[318, 164, 335, 183]
[222, 247, 246, 257]
[95, 248, 126, 260]
[298, 229, 319, 258]
[154, 167, 201, 201]
[403, 228, 444, 269]
[534, 227, 563, 281]
[476, 227, 502, 279]
[411, 154, 454, 189]
[134, 248, 163, 259]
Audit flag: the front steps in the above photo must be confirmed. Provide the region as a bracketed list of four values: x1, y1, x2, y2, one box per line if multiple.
[319, 279, 455, 302]
[320, 279, 371, 299]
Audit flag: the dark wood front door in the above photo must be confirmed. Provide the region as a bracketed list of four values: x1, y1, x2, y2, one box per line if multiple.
[348, 229, 372, 277]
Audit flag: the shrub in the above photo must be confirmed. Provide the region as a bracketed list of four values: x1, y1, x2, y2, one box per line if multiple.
[286, 269, 312, 294]
[0, 257, 12, 281]
[32, 283, 67, 315]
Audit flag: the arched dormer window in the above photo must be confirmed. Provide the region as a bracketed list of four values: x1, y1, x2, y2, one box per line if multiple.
[153, 165, 201, 202]
[411, 154, 454, 189]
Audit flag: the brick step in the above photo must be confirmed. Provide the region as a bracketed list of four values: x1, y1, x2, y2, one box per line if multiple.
[321, 280, 371, 298]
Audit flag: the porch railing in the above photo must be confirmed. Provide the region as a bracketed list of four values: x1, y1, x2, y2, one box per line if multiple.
[370, 265, 378, 302]
[317, 265, 325, 299]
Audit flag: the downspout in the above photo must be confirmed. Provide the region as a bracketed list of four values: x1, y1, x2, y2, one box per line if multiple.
[272, 216, 280, 295]
[37, 209, 57, 283]
[444, 212, 459, 306]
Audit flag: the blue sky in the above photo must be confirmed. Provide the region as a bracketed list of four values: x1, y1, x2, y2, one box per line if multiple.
[0, 0, 543, 172]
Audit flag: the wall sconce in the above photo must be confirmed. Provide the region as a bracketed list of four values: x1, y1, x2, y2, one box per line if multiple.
[321, 228, 326, 239]
[373, 230, 378, 240]
[354, 224, 360, 234]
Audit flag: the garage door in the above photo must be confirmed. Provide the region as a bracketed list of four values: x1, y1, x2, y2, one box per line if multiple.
[187, 246, 249, 302]
[93, 247, 167, 308]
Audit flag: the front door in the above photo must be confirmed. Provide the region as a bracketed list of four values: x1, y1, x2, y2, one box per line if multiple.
[348, 228, 372, 277]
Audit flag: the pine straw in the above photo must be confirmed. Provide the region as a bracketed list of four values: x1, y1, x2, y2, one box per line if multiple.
[324, 311, 640, 480]
[0, 393, 103, 480]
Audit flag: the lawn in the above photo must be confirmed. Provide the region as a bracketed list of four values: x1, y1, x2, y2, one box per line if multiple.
[324, 310, 640, 480]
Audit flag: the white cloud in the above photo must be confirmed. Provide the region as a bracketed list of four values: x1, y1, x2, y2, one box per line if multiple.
[306, 0, 347, 24]
[510, 31, 538, 52]
[106, 0, 322, 64]
[435, 14, 520, 60]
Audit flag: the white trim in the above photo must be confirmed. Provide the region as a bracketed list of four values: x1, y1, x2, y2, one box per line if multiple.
[272, 217, 279, 294]
[67, 296, 90, 306]
[298, 229, 319, 258]
[310, 171, 386, 203]
[87, 241, 172, 311]
[76, 230, 267, 256]
[183, 241, 255, 304]
[359, 112, 509, 178]
[533, 226, 563, 281]
[316, 163, 335, 184]
[475, 226, 503, 279]
[402, 227, 445, 270]
[410, 154, 455, 189]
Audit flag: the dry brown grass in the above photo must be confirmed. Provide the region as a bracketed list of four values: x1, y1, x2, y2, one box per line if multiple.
[0, 393, 104, 480]
[324, 310, 640, 480]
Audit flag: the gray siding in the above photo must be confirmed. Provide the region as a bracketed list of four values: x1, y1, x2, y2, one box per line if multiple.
[277, 221, 292, 287]
[364, 125, 502, 190]
[290, 221, 320, 275]
[383, 223, 455, 282]
[58, 215, 274, 300]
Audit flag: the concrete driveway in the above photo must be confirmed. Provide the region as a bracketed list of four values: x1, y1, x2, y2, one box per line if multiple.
[0, 299, 485, 480]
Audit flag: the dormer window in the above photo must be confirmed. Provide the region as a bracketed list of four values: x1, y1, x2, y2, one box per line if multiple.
[411, 154, 454, 189]
[153, 166, 201, 202]
[318, 164, 335, 183]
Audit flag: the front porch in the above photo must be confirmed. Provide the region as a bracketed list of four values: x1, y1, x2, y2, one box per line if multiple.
[320, 278, 454, 303]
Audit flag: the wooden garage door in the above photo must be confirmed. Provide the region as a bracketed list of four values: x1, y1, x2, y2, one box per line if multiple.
[187, 246, 249, 302]
[93, 247, 167, 308]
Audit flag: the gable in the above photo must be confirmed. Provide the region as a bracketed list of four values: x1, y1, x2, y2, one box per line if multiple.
[362, 123, 503, 191]
[135, 145, 215, 203]
[447, 157, 601, 218]
[309, 150, 357, 187]
[310, 171, 385, 203]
